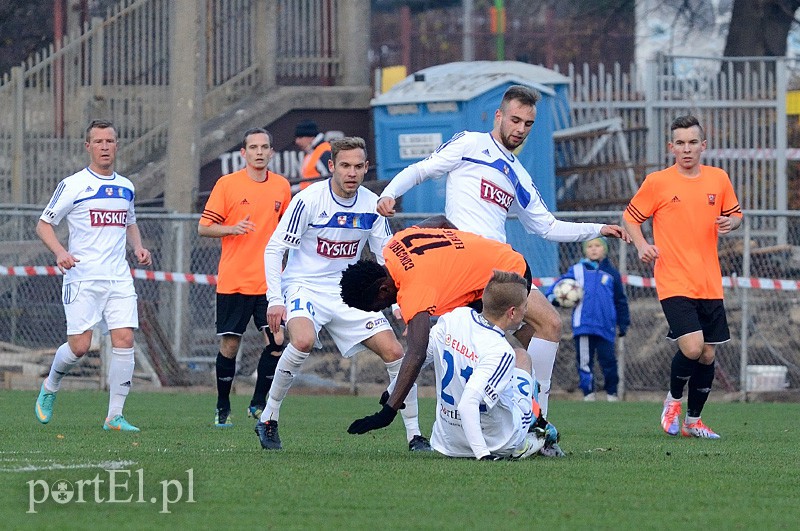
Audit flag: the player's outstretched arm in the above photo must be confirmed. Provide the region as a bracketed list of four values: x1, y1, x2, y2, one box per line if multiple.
[348, 312, 431, 434]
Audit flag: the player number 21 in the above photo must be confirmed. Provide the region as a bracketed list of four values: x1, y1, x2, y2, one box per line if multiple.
[440, 349, 472, 405]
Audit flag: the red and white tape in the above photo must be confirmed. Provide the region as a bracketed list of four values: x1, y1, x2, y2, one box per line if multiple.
[0, 266, 216, 285]
[1, 266, 798, 291]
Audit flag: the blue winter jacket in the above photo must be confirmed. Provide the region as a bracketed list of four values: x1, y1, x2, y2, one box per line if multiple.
[545, 257, 630, 343]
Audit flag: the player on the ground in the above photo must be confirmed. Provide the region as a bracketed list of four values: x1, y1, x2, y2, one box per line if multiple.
[34, 119, 151, 432]
[622, 115, 742, 439]
[376, 84, 629, 418]
[427, 271, 545, 460]
[199, 128, 291, 427]
[341, 223, 564, 457]
[256, 136, 430, 452]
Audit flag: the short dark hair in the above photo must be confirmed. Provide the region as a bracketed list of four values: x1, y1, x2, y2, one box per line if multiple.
[241, 127, 272, 150]
[670, 115, 705, 140]
[85, 119, 115, 143]
[340, 259, 387, 311]
[500, 85, 541, 111]
[330, 136, 367, 164]
[481, 271, 528, 320]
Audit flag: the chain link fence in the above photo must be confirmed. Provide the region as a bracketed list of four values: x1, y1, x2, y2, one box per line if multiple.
[2, 207, 799, 399]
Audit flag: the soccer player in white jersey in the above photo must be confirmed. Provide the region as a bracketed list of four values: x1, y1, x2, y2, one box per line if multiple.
[427, 271, 546, 460]
[376, 85, 631, 419]
[34, 119, 152, 432]
[256, 136, 430, 452]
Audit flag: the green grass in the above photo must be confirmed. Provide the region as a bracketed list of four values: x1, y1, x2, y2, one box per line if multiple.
[1, 390, 798, 529]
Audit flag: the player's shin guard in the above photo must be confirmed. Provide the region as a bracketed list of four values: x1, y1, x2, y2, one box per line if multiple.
[215, 353, 236, 410]
[107, 347, 135, 418]
[527, 338, 558, 418]
[687, 360, 715, 418]
[261, 343, 308, 422]
[670, 350, 697, 400]
[46, 342, 81, 392]
[385, 358, 421, 441]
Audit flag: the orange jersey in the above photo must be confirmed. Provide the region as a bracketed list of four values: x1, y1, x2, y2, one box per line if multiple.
[623, 164, 742, 300]
[200, 169, 291, 294]
[383, 227, 527, 322]
[300, 141, 331, 190]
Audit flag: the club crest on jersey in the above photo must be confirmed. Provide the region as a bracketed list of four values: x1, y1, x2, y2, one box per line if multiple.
[90, 209, 127, 227]
[316, 236, 359, 258]
[105, 187, 115, 196]
[275, 201, 282, 212]
[480, 179, 513, 211]
[337, 215, 348, 226]
[707, 194, 716, 205]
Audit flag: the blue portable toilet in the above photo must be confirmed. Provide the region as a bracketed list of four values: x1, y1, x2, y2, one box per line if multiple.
[371, 61, 571, 277]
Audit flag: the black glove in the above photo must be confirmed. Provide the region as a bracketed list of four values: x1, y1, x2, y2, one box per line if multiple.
[479, 454, 503, 461]
[379, 391, 405, 409]
[348, 404, 398, 434]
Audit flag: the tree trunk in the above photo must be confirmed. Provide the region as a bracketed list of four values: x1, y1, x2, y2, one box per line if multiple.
[724, 0, 800, 57]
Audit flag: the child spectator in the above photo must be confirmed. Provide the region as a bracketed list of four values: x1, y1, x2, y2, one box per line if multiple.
[546, 237, 630, 401]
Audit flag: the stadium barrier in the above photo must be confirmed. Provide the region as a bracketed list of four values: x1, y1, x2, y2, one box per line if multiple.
[1, 208, 798, 399]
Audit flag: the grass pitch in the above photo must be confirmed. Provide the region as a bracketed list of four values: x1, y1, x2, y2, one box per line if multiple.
[1, 389, 798, 529]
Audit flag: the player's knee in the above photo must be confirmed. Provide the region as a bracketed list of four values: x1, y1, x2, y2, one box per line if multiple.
[288, 332, 315, 353]
[383, 341, 404, 363]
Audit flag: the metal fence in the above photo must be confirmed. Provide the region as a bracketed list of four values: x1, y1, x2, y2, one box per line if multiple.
[2, 208, 798, 399]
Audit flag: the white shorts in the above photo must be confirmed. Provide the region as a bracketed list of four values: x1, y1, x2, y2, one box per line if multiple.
[282, 285, 392, 357]
[62, 279, 138, 336]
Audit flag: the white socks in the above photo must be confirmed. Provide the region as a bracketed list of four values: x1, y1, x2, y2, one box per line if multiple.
[45, 343, 81, 392]
[261, 343, 309, 422]
[386, 358, 421, 441]
[107, 347, 135, 418]
[527, 337, 559, 418]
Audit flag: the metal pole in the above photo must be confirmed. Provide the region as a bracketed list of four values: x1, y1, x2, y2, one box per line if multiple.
[173, 221, 185, 358]
[617, 237, 628, 399]
[462, 0, 474, 61]
[494, 0, 505, 61]
[738, 216, 752, 400]
[775, 57, 788, 245]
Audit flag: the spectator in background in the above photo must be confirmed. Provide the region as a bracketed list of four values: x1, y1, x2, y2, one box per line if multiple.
[198, 128, 291, 428]
[34, 119, 151, 432]
[294, 119, 331, 192]
[545, 237, 630, 402]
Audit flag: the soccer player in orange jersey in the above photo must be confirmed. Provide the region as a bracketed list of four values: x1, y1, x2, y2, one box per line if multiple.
[622, 115, 742, 439]
[199, 128, 291, 428]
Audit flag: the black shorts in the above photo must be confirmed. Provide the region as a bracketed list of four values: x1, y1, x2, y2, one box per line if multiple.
[216, 293, 268, 335]
[660, 296, 730, 343]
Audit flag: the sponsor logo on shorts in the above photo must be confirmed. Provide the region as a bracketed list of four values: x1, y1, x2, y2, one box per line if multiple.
[90, 209, 127, 227]
[365, 317, 388, 330]
[480, 179, 513, 211]
[316, 237, 359, 259]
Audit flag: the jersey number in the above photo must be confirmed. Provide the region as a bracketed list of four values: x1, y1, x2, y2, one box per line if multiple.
[440, 349, 473, 405]
[400, 233, 453, 256]
[289, 298, 315, 317]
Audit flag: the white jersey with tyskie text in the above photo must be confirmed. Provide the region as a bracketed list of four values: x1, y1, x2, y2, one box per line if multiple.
[265, 180, 392, 305]
[428, 307, 530, 458]
[40, 168, 137, 285]
[381, 131, 603, 243]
